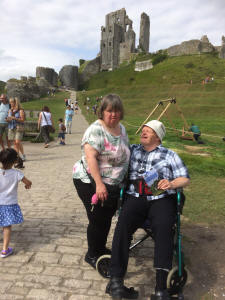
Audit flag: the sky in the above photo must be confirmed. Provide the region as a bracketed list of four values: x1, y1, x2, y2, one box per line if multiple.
[0, 0, 225, 82]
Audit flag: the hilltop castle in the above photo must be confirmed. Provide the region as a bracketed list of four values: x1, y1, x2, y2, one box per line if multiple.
[100, 8, 150, 71]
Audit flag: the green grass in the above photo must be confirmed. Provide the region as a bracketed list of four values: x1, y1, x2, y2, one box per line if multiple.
[77, 53, 225, 225]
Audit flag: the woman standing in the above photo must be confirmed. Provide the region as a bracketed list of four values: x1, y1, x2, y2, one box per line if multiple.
[73, 94, 130, 269]
[38, 106, 54, 148]
[6, 98, 26, 161]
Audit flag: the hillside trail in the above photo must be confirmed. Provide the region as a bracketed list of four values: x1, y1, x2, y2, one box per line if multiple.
[0, 90, 224, 299]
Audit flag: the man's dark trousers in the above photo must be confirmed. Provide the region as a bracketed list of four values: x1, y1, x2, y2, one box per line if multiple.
[110, 194, 177, 278]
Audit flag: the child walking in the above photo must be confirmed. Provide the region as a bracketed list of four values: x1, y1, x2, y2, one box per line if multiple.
[58, 118, 66, 145]
[0, 148, 32, 258]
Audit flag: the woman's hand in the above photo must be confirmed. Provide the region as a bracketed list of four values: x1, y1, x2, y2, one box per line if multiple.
[96, 182, 108, 203]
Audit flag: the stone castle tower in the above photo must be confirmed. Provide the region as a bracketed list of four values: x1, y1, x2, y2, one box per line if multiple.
[100, 8, 150, 71]
[139, 12, 150, 53]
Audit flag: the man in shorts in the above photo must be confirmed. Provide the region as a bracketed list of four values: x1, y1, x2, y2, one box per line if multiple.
[0, 94, 10, 150]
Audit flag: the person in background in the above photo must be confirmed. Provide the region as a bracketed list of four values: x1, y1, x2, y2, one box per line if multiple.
[189, 123, 202, 143]
[58, 118, 66, 145]
[6, 98, 26, 161]
[67, 98, 72, 107]
[74, 104, 79, 114]
[106, 120, 190, 300]
[0, 148, 32, 258]
[64, 106, 74, 134]
[64, 98, 68, 107]
[37, 106, 54, 148]
[0, 94, 10, 151]
[72, 94, 130, 270]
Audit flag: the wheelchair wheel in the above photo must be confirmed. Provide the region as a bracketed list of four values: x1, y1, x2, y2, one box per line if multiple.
[96, 254, 111, 278]
[167, 266, 188, 295]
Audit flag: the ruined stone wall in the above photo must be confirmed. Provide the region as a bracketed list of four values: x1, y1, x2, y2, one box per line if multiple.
[36, 67, 58, 86]
[139, 13, 150, 53]
[219, 36, 225, 59]
[59, 65, 78, 90]
[6, 77, 49, 102]
[120, 27, 136, 64]
[167, 36, 216, 56]
[79, 57, 101, 85]
[101, 21, 124, 70]
[106, 8, 125, 29]
[135, 59, 153, 72]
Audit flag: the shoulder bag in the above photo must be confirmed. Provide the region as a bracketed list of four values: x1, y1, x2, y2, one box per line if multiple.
[42, 112, 55, 133]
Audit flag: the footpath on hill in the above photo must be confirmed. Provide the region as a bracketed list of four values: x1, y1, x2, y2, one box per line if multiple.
[0, 91, 224, 300]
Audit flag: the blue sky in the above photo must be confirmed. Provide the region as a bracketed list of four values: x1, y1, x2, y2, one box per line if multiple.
[0, 0, 225, 81]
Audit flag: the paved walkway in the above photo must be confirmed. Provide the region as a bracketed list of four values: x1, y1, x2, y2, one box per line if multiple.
[0, 91, 155, 299]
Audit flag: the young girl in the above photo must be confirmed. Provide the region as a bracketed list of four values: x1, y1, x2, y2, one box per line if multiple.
[0, 148, 32, 258]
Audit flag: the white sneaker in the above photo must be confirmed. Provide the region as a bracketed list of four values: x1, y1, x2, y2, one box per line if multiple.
[21, 155, 26, 161]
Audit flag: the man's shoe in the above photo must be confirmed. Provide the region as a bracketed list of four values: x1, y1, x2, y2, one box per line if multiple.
[151, 289, 171, 300]
[84, 252, 98, 269]
[106, 277, 139, 299]
[99, 247, 112, 255]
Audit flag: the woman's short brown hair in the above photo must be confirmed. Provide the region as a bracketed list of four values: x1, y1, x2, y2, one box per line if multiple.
[98, 94, 124, 120]
[42, 106, 50, 112]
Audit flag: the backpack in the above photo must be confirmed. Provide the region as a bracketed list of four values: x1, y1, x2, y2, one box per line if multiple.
[61, 124, 66, 132]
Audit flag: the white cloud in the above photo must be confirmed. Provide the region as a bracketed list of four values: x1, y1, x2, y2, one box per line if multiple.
[0, 0, 225, 81]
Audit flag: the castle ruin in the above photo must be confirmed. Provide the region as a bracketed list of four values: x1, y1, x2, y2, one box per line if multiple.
[139, 13, 150, 53]
[100, 8, 150, 71]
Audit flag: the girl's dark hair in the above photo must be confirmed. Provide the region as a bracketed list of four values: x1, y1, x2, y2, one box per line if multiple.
[0, 148, 18, 169]
[42, 106, 50, 112]
[58, 118, 63, 122]
[98, 94, 124, 120]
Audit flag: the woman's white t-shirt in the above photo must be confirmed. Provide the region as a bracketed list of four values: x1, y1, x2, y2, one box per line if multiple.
[0, 169, 24, 205]
[41, 112, 52, 126]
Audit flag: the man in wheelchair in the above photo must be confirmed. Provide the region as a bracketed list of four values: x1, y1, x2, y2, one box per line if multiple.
[106, 120, 190, 300]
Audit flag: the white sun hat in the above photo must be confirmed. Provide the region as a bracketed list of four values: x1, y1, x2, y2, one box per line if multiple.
[143, 120, 166, 142]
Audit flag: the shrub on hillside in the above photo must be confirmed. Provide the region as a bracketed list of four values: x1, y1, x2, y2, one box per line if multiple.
[152, 50, 168, 65]
[185, 62, 195, 68]
[79, 59, 85, 66]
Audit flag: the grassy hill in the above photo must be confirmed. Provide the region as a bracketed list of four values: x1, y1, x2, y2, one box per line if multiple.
[77, 53, 225, 224]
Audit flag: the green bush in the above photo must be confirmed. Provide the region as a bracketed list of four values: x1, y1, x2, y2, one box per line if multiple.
[79, 59, 86, 66]
[152, 50, 168, 65]
[185, 62, 194, 68]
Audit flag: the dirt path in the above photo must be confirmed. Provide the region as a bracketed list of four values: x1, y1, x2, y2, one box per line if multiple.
[182, 224, 225, 300]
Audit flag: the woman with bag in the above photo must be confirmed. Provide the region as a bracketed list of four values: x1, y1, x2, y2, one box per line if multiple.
[73, 94, 130, 269]
[37, 106, 54, 148]
[6, 98, 26, 161]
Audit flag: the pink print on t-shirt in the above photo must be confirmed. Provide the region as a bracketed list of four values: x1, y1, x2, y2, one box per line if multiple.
[104, 139, 116, 151]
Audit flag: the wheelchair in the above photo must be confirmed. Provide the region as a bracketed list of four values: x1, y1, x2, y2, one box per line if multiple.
[96, 190, 188, 300]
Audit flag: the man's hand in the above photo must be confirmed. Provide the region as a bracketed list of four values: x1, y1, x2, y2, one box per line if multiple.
[157, 179, 173, 190]
[158, 177, 190, 190]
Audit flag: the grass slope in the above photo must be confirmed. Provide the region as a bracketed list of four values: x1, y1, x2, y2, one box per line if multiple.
[78, 53, 225, 224]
